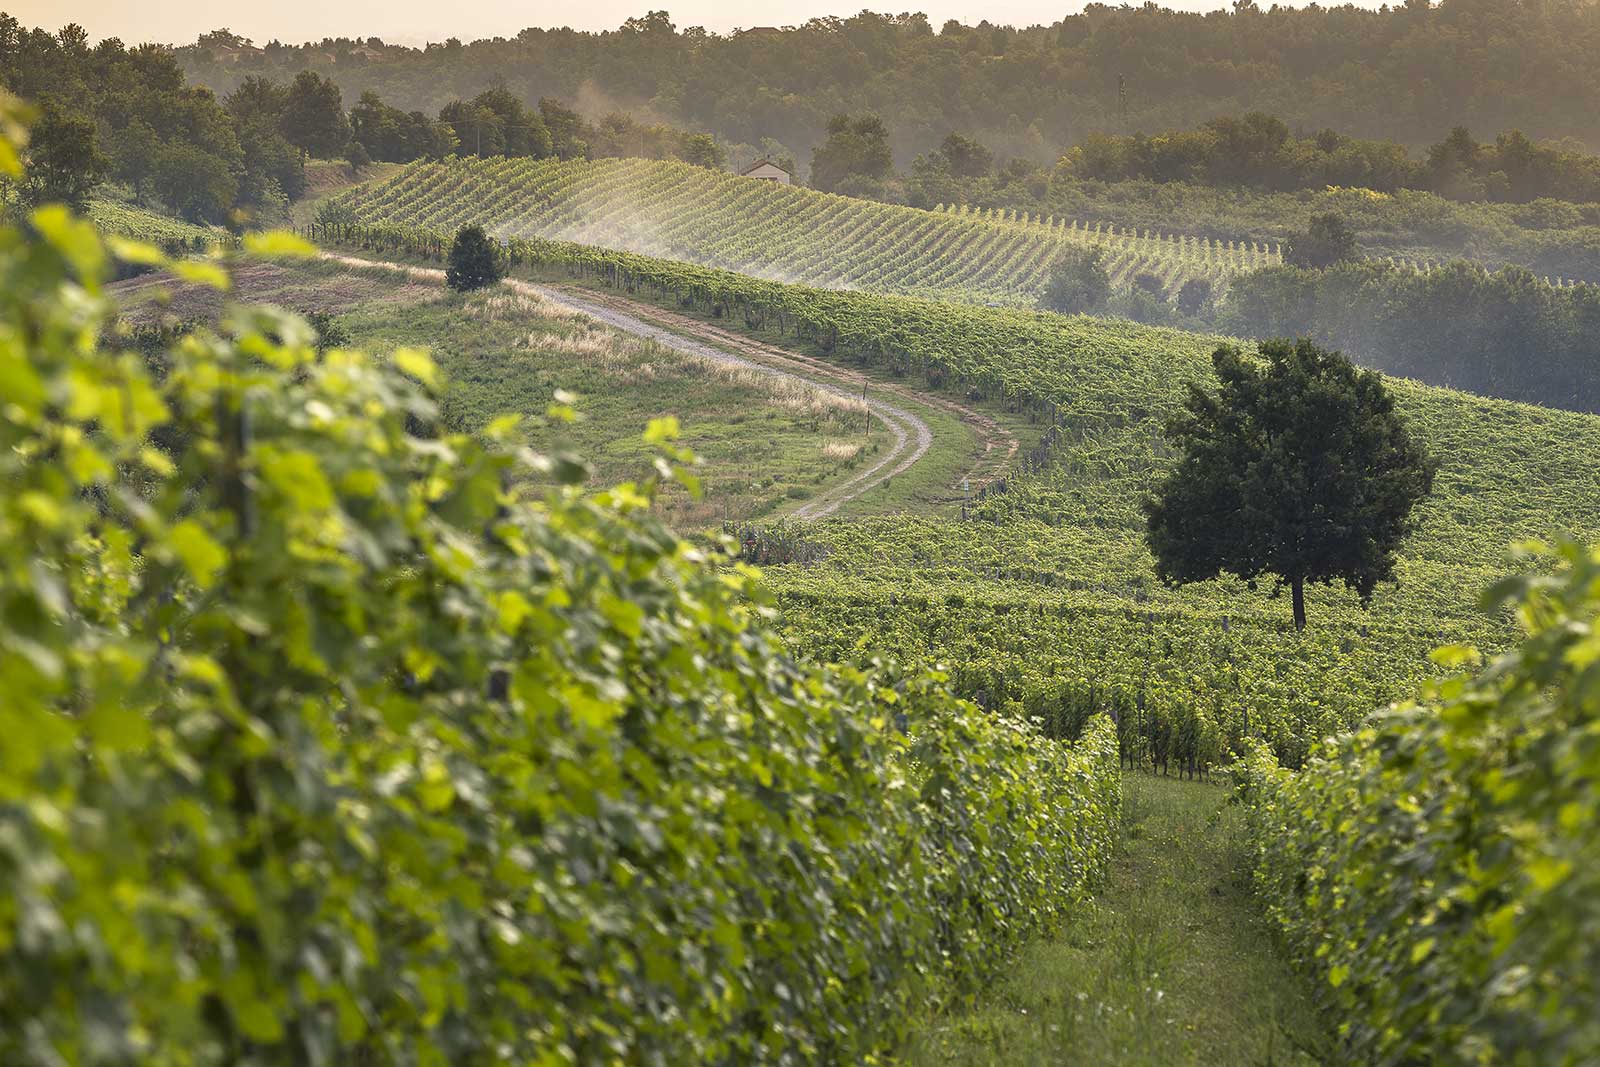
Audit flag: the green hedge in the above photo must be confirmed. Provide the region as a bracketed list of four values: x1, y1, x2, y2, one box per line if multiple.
[1236, 542, 1600, 1065]
[0, 144, 1120, 1065]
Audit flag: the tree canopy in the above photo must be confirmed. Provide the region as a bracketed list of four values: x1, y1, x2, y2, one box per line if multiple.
[809, 113, 892, 195]
[1144, 339, 1436, 629]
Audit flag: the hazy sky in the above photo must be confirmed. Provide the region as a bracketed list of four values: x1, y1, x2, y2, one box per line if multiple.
[14, 1, 1389, 49]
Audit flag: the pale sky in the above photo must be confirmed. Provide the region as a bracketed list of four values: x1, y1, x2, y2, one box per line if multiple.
[12, 1, 1389, 49]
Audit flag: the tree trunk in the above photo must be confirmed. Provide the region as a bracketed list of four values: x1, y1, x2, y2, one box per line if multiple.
[1291, 575, 1307, 631]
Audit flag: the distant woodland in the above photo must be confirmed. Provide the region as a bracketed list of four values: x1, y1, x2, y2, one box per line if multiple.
[167, 2, 1600, 164]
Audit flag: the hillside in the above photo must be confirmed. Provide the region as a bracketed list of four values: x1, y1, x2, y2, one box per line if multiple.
[13, 4, 1600, 1061]
[311, 224, 1600, 771]
[3, 203, 1127, 1064]
[329, 156, 1276, 304]
[88, 198, 236, 251]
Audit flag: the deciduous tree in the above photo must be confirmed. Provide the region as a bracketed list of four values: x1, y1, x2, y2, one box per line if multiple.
[810, 113, 892, 194]
[281, 70, 350, 158]
[21, 108, 105, 210]
[1285, 212, 1359, 269]
[1144, 338, 1435, 629]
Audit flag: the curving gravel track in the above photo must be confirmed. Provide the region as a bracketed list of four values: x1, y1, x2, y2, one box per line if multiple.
[323, 254, 1009, 519]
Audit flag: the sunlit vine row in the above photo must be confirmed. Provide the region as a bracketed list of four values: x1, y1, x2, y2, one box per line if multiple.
[329, 156, 1278, 304]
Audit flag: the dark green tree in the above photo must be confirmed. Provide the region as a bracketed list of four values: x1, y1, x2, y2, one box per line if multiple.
[933, 132, 993, 178]
[679, 132, 724, 169]
[1285, 212, 1359, 269]
[21, 108, 106, 211]
[809, 114, 893, 193]
[1144, 338, 1435, 630]
[439, 100, 501, 157]
[469, 87, 551, 158]
[344, 139, 372, 174]
[1040, 248, 1110, 314]
[445, 225, 503, 291]
[539, 97, 590, 159]
[281, 71, 349, 158]
[150, 141, 237, 223]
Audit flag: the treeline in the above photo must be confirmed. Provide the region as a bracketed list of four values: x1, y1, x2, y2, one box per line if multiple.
[173, 3, 1600, 164]
[0, 16, 723, 225]
[1062, 116, 1600, 204]
[1036, 237, 1600, 413]
[0, 17, 298, 222]
[803, 113, 1600, 282]
[1221, 261, 1600, 413]
[350, 88, 722, 169]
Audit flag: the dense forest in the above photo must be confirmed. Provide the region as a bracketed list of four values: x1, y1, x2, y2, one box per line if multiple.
[172, 1, 1600, 164]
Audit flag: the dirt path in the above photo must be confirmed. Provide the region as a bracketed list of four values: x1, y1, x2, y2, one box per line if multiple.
[552, 283, 1021, 506]
[322, 254, 1016, 519]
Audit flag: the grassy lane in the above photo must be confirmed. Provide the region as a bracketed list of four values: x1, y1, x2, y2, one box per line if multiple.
[903, 773, 1333, 1067]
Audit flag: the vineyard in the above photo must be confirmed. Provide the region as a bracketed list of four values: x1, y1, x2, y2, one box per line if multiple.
[325, 156, 1282, 304]
[306, 224, 1600, 775]
[6, 92, 1600, 1064]
[1236, 541, 1600, 1065]
[88, 198, 238, 252]
[2, 204, 1126, 1064]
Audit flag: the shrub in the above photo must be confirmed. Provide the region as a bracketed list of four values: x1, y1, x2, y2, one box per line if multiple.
[1236, 540, 1600, 1065]
[0, 162, 1120, 1064]
[445, 223, 503, 291]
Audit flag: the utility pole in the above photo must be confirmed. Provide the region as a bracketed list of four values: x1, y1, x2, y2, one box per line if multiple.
[862, 382, 870, 437]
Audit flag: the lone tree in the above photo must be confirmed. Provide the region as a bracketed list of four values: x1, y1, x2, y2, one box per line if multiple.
[1285, 212, 1359, 269]
[446, 226, 503, 292]
[1144, 338, 1435, 630]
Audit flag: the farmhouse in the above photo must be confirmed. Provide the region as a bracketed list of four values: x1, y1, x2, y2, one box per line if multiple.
[740, 159, 792, 184]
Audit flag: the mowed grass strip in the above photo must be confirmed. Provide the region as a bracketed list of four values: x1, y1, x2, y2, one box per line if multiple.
[902, 773, 1333, 1067]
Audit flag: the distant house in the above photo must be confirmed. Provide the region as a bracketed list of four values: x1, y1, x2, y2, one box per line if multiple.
[211, 43, 265, 64]
[741, 159, 792, 185]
